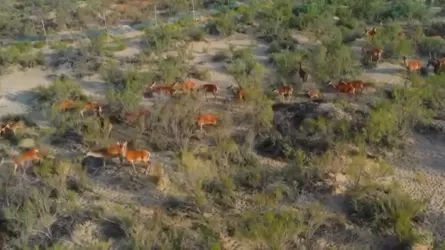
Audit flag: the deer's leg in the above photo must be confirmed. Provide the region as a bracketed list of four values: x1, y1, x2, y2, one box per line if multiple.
[80, 109, 85, 118]
[131, 162, 137, 175]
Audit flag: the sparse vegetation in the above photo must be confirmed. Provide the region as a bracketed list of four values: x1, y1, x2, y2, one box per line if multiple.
[1, 1, 445, 249]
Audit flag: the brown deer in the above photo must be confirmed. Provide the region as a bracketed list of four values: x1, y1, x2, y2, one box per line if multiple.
[149, 82, 176, 96]
[273, 86, 293, 101]
[363, 27, 377, 39]
[120, 141, 151, 174]
[0, 120, 24, 136]
[173, 79, 196, 93]
[227, 85, 246, 101]
[362, 47, 384, 64]
[0, 148, 42, 176]
[199, 84, 218, 100]
[85, 141, 126, 168]
[427, 53, 445, 74]
[196, 114, 218, 131]
[299, 62, 308, 83]
[402, 56, 422, 72]
[307, 89, 320, 100]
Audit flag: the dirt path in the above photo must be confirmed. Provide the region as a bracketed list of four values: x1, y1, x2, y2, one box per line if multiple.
[389, 133, 445, 240]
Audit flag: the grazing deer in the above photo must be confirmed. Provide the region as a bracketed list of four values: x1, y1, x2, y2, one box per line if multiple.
[173, 79, 196, 92]
[361, 47, 384, 64]
[346, 80, 366, 94]
[402, 56, 422, 72]
[80, 101, 102, 118]
[120, 141, 151, 174]
[363, 27, 377, 39]
[328, 80, 356, 95]
[149, 82, 176, 96]
[273, 86, 293, 101]
[85, 141, 126, 167]
[53, 99, 75, 111]
[199, 84, 218, 100]
[196, 114, 218, 131]
[227, 85, 246, 101]
[0, 148, 42, 176]
[0, 120, 24, 136]
[307, 89, 320, 100]
[299, 62, 308, 83]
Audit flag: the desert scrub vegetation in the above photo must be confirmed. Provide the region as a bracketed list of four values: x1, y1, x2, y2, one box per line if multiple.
[345, 182, 431, 247]
[2, 0, 445, 249]
[0, 42, 45, 74]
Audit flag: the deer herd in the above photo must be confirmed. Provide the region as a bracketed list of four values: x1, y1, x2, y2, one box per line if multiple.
[2, 25, 444, 178]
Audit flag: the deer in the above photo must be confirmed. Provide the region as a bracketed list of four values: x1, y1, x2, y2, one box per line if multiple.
[124, 107, 150, 125]
[307, 89, 321, 100]
[299, 62, 309, 83]
[80, 101, 102, 118]
[402, 56, 422, 73]
[0, 120, 24, 136]
[173, 79, 196, 93]
[199, 84, 218, 100]
[148, 82, 176, 96]
[53, 100, 102, 117]
[327, 80, 356, 95]
[120, 141, 151, 175]
[363, 26, 377, 39]
[361, 47, 384, 64]
[53, 99, 75, 112]
[427, 53, 445, 74]
[273, 86, 293, 101]
[0, 148, 42, 176]
[227, 85, 246, 101]
[84, 141, 126, 169]
[197, 114, 218, 131]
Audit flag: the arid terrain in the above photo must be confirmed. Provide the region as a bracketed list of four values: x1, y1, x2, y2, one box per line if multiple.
[1, 1, 445, 249]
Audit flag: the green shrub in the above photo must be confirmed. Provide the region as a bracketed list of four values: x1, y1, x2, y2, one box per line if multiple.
[345, 182, 427, 244]
[237, 209, 306, 249]
[33, 77, 86, 109]
[371, 23, 415, 59]
[418, 36, 445, 56]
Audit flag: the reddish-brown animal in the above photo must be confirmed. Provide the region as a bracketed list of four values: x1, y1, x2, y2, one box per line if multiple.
[7, 148, 42, 175]
[200, 84, 218, 100]
[124, 108, 150, 124]
[149, 82, 176, 96]
[362, 47, 384, 63]
[120, 141, 151, 174]
[402, 56, 422, 72]
[85, 141, 126, 167]
[227, 85, 246, 101]
[196, 114, 218, 131]
[273, 86, 293, 101]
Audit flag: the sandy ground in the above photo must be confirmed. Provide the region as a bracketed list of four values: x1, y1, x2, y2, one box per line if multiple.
[1, 32, 445, 243]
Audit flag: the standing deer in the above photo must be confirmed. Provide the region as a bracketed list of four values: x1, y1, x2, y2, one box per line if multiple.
[173, 79, 196, 93]
[273, 86, 293, 101]
[299, 62, 308, 83]
[0, 148, 42, 176]
[363, 27, 377, 40]
[362, 47, 384, 64]
[196, 114, 218, 131]
[149, 82, 176, 96]
[0, 120, 24, 136]
[227, 85, 246, 101]
[402, 56, 422, 73]
[120, 141, 151, 174]
[199, 84, 218, 100]
[85, 141, 126, 168]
